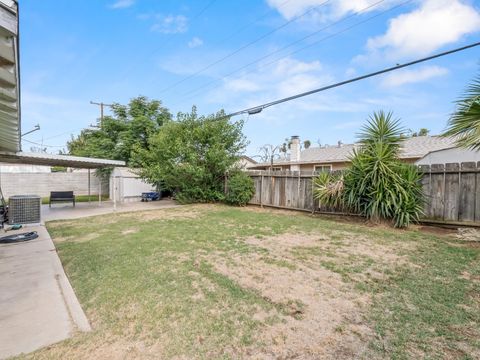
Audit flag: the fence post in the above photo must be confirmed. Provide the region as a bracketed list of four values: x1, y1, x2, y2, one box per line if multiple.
[260, 174, 264, 208]
[311, 173, 315, 214]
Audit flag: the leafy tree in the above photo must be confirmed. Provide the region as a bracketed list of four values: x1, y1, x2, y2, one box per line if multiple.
[408, 128, 430, 137]
[443, 74, 480, 149]
[303, 140, 311, 149]
[256, 144, 282, 168]
[134, 107, 247, 203]
[68, 96, 171, 168]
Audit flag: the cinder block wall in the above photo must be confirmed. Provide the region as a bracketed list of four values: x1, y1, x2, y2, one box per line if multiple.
[0, 172, 109, 198]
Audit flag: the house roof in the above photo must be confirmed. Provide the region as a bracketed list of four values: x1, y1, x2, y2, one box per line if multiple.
[250, 136, 457, 168]
[240, 155, 258, 164]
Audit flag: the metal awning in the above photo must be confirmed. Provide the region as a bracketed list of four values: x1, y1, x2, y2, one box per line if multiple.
[0, 151, 125, 168]
[0, 0, 20, 153]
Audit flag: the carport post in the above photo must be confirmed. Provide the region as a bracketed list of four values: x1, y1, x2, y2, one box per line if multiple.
[98, 175, 102, 206]
[88, 169, 91, 203]
[113, 176, 117, 211]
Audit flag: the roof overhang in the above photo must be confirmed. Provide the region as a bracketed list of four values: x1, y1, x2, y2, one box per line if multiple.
[0, 0, 20, 153]
[0, 151, 125, 168]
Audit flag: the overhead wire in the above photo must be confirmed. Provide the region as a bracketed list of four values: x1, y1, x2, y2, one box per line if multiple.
[221, 41, 480, 119]
[211, 0, 293, 48]
[171, 0, 406, 107]
[22, 138, 67, 149]
[110, 0, 219, 89]
[155, 0, 332, 94]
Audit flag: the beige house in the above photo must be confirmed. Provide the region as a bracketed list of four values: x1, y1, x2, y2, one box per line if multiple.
[237, 155, 258, 169]
[249, 135, 457, 172]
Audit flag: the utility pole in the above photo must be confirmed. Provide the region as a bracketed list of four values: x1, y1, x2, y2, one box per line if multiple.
[90, 101, 113, 127]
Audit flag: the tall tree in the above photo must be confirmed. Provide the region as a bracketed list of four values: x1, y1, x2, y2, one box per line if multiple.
[443, 74, 480, 149]
[67, 96, 172, 165]
[134, 107, 247, 203]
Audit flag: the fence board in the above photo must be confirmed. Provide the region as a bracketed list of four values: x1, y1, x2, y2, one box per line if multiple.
[459, 162, 476, 222]
[444, 163, 459, 221]
[246, 163, 480, 225]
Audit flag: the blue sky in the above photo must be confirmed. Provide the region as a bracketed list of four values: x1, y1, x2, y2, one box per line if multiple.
[20, 0, 480, 156]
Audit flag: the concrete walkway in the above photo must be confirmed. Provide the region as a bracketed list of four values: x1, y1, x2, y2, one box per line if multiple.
[42, 199, 179, 221]
[0, 225, 90, 359]
[0, 199, 179, 359]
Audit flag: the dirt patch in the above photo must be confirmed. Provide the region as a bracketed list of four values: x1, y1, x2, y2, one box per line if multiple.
[246, 233, 329, 250]
[246, 232, 411, 265]
[456, 228, 480, 242]
[130, 207, 207, 222]
[209, 251, 372, 359]
[416, 225, 457, 237]
[54, 232, 100, 244]
[121, 228, 139, 235]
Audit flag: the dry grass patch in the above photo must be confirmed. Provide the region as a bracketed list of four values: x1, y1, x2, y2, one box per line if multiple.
[209, 251, 372, 359]
[21, 205, 479, 360]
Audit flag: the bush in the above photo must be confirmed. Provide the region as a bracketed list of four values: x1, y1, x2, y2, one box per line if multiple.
[225, 171, 255, 206]
[313, 111, 424, 228]
[134, 107, 247, 204]
[313, 171, 344, 209]
[344, 111, 424, 227]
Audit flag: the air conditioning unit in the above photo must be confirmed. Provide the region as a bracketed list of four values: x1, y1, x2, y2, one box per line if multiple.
[8, 195, 41, 224]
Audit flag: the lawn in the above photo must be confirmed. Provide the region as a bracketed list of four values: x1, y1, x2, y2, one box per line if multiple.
[21, 205, 480, 359]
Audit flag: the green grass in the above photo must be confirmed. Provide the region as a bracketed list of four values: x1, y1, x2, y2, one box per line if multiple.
[40, 194, 109, 205]
[20, 205, 480, 359]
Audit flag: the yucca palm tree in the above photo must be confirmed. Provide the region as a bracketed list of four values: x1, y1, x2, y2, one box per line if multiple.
[314, 111, 424, 227]
[443, 75, 480, 150]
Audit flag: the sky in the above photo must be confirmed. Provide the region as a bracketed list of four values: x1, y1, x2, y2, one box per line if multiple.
[19, 0, 480, 156]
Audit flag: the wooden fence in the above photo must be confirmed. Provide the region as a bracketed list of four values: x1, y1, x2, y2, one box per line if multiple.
[247, 162, 480, 225]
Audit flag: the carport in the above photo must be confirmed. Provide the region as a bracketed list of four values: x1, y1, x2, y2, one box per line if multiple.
[0, 150, 125, 209]
[0, 2, 126, 358]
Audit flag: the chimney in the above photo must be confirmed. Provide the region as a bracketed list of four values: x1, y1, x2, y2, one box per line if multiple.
[290, 135, 301, 162]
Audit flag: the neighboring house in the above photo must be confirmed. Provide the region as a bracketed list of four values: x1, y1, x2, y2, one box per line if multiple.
[249, 135, 457, 172]
[237, 155, 258, 169]
[415, 147, 480, 166]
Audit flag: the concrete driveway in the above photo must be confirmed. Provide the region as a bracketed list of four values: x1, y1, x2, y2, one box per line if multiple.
[0, 225, 90, 359]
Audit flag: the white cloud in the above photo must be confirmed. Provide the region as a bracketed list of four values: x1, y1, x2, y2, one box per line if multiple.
[224, 78, 261, 92]
[109, 0, 135, 9]
[367, 0, 480, 58]
[219, 57, 331, 97]
[151, 15, 188, 34]
[266, 0, 394, 22]
[188, 37, 203, 48]
[381, 65, 448, 87]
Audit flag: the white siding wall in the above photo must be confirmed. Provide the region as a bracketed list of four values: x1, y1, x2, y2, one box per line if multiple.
[416, 148, 480, 165]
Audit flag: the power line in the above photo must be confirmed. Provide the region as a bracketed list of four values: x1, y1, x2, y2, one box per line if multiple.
[172, 0, 401, 106]
[212, 0, 293, 48]
[222, 41, 480, 118]
[110, 0, 219, 89]
[22, 138, 66, 148]
[156, 0, 331, 94]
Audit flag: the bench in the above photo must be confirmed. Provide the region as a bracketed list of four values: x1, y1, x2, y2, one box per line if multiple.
[49, 191, 75, 207]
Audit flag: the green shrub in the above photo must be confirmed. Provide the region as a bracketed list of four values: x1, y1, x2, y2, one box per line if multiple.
[225, 171, 255, 206]
[344, 111, 424, 227]
[313, 171, 344, 209]
[313, 111, 424, 228]
[134, 107, 247, 204]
